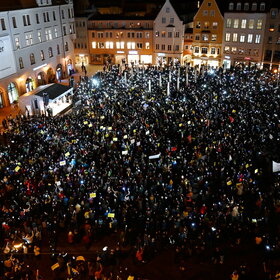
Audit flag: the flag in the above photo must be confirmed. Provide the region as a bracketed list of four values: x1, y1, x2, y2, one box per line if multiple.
[229, 116, 234, 123]
[187, 135, 192, 143]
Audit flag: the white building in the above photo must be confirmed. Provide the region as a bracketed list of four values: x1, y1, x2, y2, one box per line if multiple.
[153, 0, 185, 66]
[222, 1, 267, 69]
[0, 0, 76, 108]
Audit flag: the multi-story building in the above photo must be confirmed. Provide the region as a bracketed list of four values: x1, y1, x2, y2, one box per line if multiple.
[262, 7, 280, 70]
[192, 0, 224, 67]
[222, 1, 268, 69]
[0, 0, 75, 108]
[88, 16, 154, 65]
[183, 26, 194, 64]
[74, 13, 93, 67]
[153, 0, 185, 66]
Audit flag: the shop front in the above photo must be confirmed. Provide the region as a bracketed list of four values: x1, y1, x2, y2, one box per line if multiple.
[140, 55, 152, 65]
[128, 51, 140, 66]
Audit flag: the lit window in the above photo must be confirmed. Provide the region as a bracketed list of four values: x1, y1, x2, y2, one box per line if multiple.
[224, 46, 230, 53]
[211, 34, 217, 41]
[225, 33, 231, 42]
[233, 19, 239, 28]
[202, 34, 209, 41]
[247, 34, 253, 43]
[257, 20, 262, 30]
[146, 42, 150, 49]
[240, 35, 245, 42]
[255, 34, 261, 44]
[231, 47, 237, 54]
[233, 33, 238, 42]
[226, 19, 231, 28]
[241, 19, 246, 29]
[92, 42, 96, 48]
[212, 22, 218, 29]
[248, 19, 254, 29]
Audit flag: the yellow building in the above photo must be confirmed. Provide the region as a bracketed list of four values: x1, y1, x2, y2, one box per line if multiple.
[88, 16, 154, 66]
[192, 0, 223, 67]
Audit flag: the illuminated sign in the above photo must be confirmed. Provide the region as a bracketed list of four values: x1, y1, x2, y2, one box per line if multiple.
[117, 51, 124, 54]
[128, 51, 138, 55]
[225, 56, 230, 59]
[0, 36, 16, 79]
[157, 53, 166, 57]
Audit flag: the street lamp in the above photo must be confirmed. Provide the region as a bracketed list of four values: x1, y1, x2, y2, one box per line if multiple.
[273, 69, 279, 88]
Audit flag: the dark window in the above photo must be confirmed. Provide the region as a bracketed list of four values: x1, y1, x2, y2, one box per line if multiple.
[27, 15, 31, 25]
[36, 14, 39, 24]
[264, 50, 272, 61]
[273, 50, 280, 63]
[23, 16, 27, 26]
[30, 53, 36, 65]
[53, 11, 56, 21]
[12, 17, 17, 28]
[57, 44, 60, 54]
[48, 47, 53, 58]
[19, 57, 24, 69]
[65, 41, 68, 51]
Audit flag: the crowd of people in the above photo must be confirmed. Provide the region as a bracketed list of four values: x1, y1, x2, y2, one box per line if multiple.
[0, 64, 280, 280]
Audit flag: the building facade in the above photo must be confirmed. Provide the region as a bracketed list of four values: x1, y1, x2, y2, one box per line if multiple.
[74, 15, 91, 67]
[222, 1, 267, 69]
[88, 16, 154, 66]
[0, 0, 75, 108]
[262, 7, 280, 70]
[192, 0, 224, 67]
[153, 0, 185, 66]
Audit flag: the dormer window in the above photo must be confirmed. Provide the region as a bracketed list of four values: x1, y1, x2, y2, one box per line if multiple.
[244, 3, 249, 10]
[236, 3, 241, 10]
[229, 2, 234, 10]
[260, 2, 265, 11]
[252, 3, 257, 11]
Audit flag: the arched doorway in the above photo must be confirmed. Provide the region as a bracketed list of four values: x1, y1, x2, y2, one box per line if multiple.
[26, 77, 35, 93]
[0, 88, 4, 108]
[47, 68, 56, 83]
[67, 59, 73, 75]
[56, 64, 63, 81]
[7, 82, 19, 104]
[37, 72, 46, 86]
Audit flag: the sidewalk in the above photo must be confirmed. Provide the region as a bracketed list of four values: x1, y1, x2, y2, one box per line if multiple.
[0, 64, 103, 132]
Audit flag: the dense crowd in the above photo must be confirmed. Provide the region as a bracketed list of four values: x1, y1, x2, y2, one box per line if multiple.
[0, 64, 280, 280]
